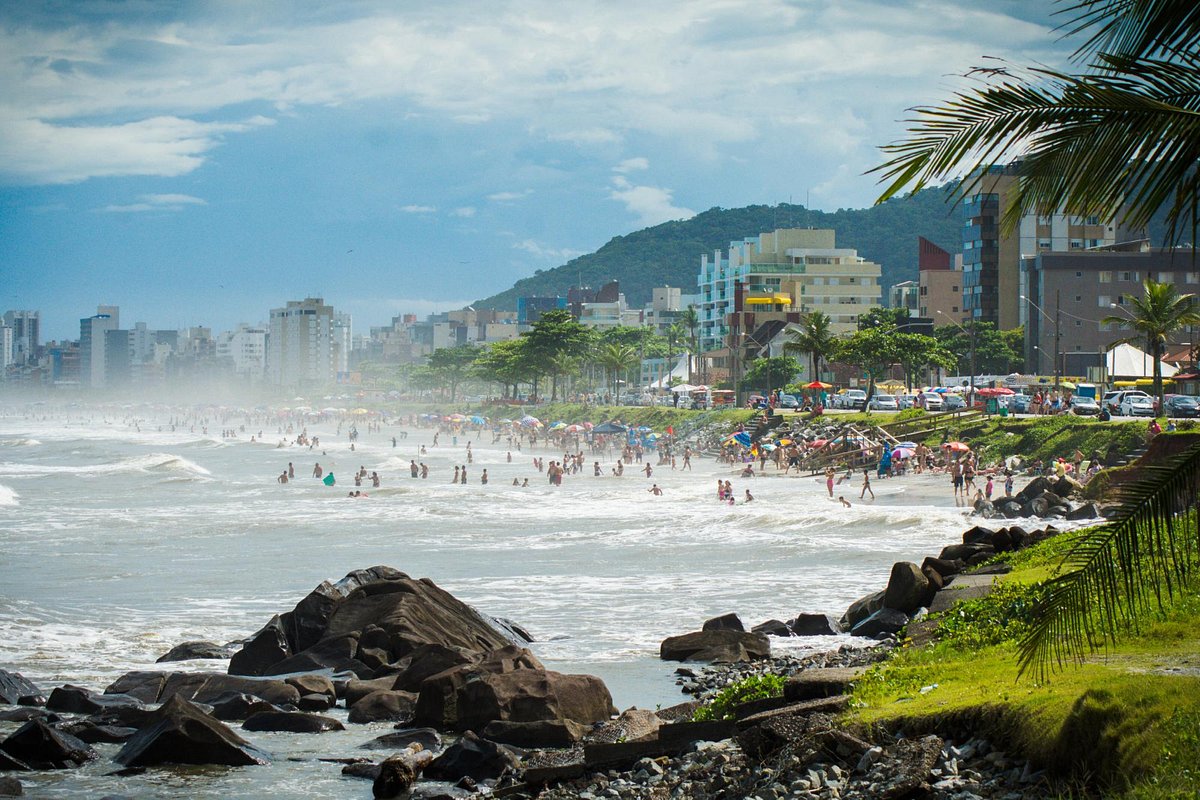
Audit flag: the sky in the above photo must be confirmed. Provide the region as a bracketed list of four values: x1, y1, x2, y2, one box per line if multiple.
[0, 0, 1072, 342]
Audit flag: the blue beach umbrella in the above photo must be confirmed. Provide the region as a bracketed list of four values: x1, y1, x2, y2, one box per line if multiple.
[733, 432, 752, 447]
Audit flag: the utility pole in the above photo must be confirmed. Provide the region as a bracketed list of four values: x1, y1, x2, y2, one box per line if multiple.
[1054, 289, 1062, 391]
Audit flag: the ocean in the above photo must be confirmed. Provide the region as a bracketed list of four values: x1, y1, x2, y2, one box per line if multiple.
[0, 406, 975, 797]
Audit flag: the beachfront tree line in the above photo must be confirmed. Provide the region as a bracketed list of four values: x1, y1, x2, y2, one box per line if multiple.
[872, 0, 1200, 679]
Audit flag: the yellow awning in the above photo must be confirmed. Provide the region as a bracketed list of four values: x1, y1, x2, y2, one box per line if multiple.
[744, 294, 791, 305]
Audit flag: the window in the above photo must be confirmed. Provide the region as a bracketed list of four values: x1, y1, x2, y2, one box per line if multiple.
[952, 285, 959, 292]
[1070, 240, 1083, 249]
[1076, 320, 1082, 326]
[1076, 271, 1083, 277]
[1159, 272, 1175, 283]
[1098, 295, 1111, 307]
[1039, 241, 1052, 250]
[1121, 271, 1139, 281]
[1099, 271, 1112, 283]
[1188, 272, 1200, 283]
[1075, 295, 1082, 302]
[952, 306, 959, 313]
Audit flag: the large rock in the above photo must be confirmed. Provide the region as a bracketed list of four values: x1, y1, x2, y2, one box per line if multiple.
[938, 543, 994, 562]
[242, 711, 344, 733]
[480, 719, 587, 748]
[104, 672, 167, 705]
[659, 630, 770, 663]
[46, 685, 143, 715]
[345, 676, 402, 707]
[0, 672, 40, 707]
[788, 614, 841, 636]
[156, 641, 235, 663]
[228, 616, 292, 677]
[0, 720, 97, 769]
[424, 731, 517, 783]
[207, 693, 279, 722]
[750, 619, 792, 637]
[359, 728, 442, 752]
[0, 776, 21, 795]
[840, 590, 885, 630]
[392, 644, 481, 693]
[1066, 502, 1102, 520]
[114, 695, 271, 767]
[849, 608, 909, 638]
[229, 568, 514, 679]
[105, 671, 299, 708]
[416, 656, 613, 733]
[1015, 476, 1053, 505]
[1052, 475, 1083, 498]
[882, 562, 933, 614]
[701, 613, 744, 632]
[347, 690, 417, 724]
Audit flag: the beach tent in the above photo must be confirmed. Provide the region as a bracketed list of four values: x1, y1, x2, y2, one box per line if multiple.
[592, 422, 627, 434]
[1106, 342, 1177, 379]
[670, 384, 700, 393]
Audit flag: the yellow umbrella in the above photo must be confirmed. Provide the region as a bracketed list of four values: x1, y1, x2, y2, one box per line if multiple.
[352, 408, 370, 415]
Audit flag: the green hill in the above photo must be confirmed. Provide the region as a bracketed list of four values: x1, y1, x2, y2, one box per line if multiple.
[475, 184, 964, 311]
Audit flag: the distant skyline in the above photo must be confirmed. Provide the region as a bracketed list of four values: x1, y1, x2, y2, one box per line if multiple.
[1, 1, 1071, 341]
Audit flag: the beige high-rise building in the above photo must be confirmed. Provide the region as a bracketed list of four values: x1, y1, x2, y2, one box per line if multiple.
[918, 237, 965, 323]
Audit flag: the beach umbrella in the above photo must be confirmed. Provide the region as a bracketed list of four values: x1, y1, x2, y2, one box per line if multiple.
[645, 432, 659, 441]
[892, 446, 915, 459]
[808, 439, 828, 448]
[470, 415, 487, 425]
[448, 413, 466, 420]
[733, 432, 752, 447]
[499, 418, 513, 424]
[932, 387, 949, 393]
[549, 421, 567, 430]
[1059, 380, 1077, 390]
[520, 415, 541, 426]
[352, 408, 371, 415]
[943, 441, 971, 453]
[896, 441, 918, 449]
[583, 421, 594, 430]
[760, 442, 776, 451]
[564, 424, 586, 433]
[637, 426, 652, 433]
[803, 381, 834, 389]
[592, 422, 627, 434]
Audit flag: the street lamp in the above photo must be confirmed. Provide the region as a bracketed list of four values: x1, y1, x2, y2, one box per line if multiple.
[937, 311, 977, 405]
[1021, 293, 1061, 390]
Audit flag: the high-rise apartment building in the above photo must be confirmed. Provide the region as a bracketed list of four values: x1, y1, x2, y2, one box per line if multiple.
[962, 165, 1118, 330]
[267, 297, 338, 386]
[216, 323, 268, 379]
[698, 228, 883, 353]
[79, 306, 119, 388]
[2, 311, 40, 365]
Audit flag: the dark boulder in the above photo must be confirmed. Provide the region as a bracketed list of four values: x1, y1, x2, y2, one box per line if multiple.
[424, 731, 517, 783]
[345, 676, 402, 707]
[104, 672, 167, 705]
[262, 634, 371, 678]
[178, 674, 299, 707]
[849, 608, 909, 638]
[1015, 476, 1053, 505]
[46, 686, 143, 715]
[156, 641, 235, 663]
[750, 619, 792, 637]
[242, 711, 344, 733]
[480, 719, 587, 748]
[488, 616, 534, 645]
[882, 562, 934, 614]
[1066, 502, 1102, 520]
[207, 692, 279, 722]
[0, 776, 20, 795]
[938, 543, 994, 562]
[343, 762, 381, 780]
[701, 613, 744, 632]
[788, 613, 840, 636]
[284, 675, 336, 703]
[840, 589, 885, 630]
[996, 498, 1024, 518]
[114, 695, 271, 767]
[961, 526, 994, 545]
[973, 498, 997, 518]
[392, 644, 481, 693]
[416, 659, 613, 733]
[0, 751, 30, 772]
[0, 672, 39, 707]
[61, 722, 136, 744]
[1052, 475, 1082, 498]
[659, 630, 770, 663]
[920, 557, 964, 582]
[0, 720, 97, 769]
[0, 709, 55, 724]
[296, 693, 333, 712]
[360, 728, 442, 752]
[991, 528, 1014, 552]
[347, 690, 418, 724]
[227, 615, 291, 677]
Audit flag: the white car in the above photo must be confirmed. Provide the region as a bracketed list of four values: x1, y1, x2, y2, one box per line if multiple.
[918, 393, 944, 411]
[838, 389, 867, 410]
[1119, 395, 1156, 417]
[868, 394, 899, 411]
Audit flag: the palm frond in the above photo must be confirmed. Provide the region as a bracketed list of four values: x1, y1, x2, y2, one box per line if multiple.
[872, 55, 1200, 243]
[1017, 441, 1200, 681]
[1057, 0, 1200, 62]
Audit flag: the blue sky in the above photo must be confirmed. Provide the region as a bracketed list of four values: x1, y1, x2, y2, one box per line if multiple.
[0, 1, 1069, 341]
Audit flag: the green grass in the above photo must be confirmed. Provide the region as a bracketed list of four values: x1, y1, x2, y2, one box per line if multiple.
[693, 674, 786, 721]
[941, 416, 1146, 465]
[848, 524, 1200, 797]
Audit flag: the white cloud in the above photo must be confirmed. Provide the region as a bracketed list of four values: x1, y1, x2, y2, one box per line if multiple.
[400, 204, 436, 213]
[450, 206, 476, 217]
[613, 157, 649, 174]
[514, 239, 586, 261]
[0, 1, 1066, 187]
[608, 176, 695, 228]
[487, 190, 532, 202]
[99, 192, 208, 213]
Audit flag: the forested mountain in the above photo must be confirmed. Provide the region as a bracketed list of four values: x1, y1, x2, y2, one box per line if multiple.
[474, 184, 964, 310]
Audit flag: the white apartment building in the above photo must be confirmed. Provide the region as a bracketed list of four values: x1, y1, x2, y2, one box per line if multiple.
[698, 229, 882, 352]
[0, 326, 12, 379]
[267, 298, 338, 387]
[216, 323, 268, 379]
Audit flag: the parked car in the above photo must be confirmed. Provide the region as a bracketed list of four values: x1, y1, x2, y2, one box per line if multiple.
[1102, 389, 1150, 414]
[1009, 394, 1032, 414]
[920, 393, 944, 411]
[1164, 394, 1200, 418]
[1070, 396, 1101, 416]
[778, 393, 801, 410]
[897, 394, 916, 409]
[868, 394, 899, 411]
[841, 389, 868, 411]
[1119, 394, 1156, 417]
[941, 393, 966, 411]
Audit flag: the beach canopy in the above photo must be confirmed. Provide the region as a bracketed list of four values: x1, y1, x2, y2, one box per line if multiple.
[592, 421, 627, 434]
[803, 381, 834, 389]
[670, 384, 700, 393]
[975, 387, 1014, 397]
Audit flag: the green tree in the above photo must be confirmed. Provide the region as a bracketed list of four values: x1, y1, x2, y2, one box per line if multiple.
[425, 344, 478, 402]
[473, 339, 528, 399]
[739, 355, 802, 395]
[521, 310, 595, 401]
[783, 311, 837, 383]
[834, 328, 906, 400]
[1102, 278, 1200, 408]
[932, 322, 1024, 375]
[679, 305, 700, 384]
[894, 332, 957, 390]
[857, 306, 912, 331]
[547, 352, 581, 401]
[595, 342, 639, 401]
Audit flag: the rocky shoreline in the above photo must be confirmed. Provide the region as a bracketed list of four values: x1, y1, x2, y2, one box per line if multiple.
[0, 497, 1083, 800]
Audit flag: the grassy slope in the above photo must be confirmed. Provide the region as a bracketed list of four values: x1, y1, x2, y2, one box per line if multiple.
[848, 524, 1200, 797]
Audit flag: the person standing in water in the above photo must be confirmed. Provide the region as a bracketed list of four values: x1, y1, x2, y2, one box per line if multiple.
[825, 467, 836, 498]
[481, 469, 488, 485]
[452, 465, 460, 483]
[860, 469, 874, 500]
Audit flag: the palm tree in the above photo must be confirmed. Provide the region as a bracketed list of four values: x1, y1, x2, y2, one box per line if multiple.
[870, 0, 1200, 679]
[547, 352, 580, 402]
[783, 311, 836, 383]
[1102, 279, 1200, 410]
[871, 0, 1200, 245]
[595, 342, 639, 402]
[679, 305, 700, 384]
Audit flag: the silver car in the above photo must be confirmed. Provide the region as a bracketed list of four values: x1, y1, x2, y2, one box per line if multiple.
[1119, 395, 1156, 417]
